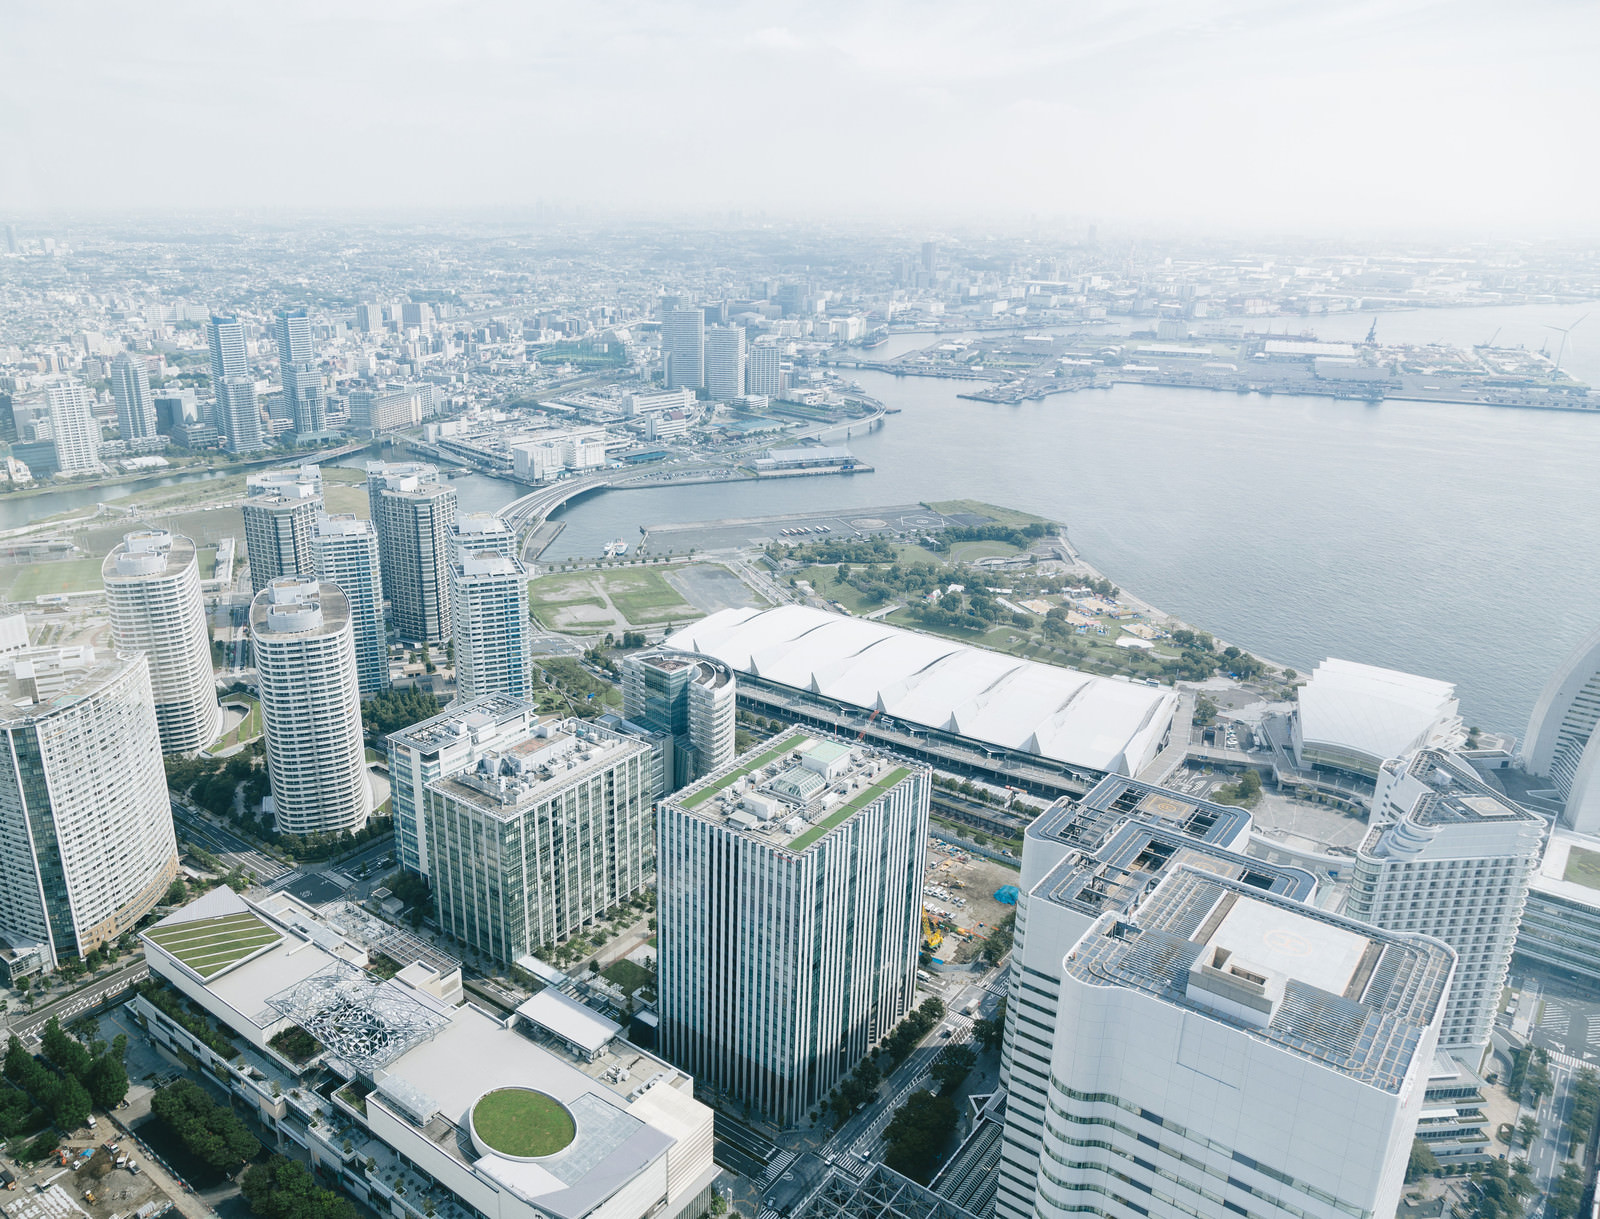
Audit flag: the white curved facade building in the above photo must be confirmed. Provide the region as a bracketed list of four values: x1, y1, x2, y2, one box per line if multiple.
[1522, 623, 1600, 833]
[1292, 657, 1464, 779]
[250, 577, 371, 838]
[102, 531, 222, 754]
[0, 644, 178, 966]
[666, 606, 1176, 776]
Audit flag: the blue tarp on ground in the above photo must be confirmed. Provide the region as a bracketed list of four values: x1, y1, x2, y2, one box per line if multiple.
[994, 885, 1020, 905]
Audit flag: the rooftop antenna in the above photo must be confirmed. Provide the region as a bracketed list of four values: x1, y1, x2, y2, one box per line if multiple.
[1545, 313, 1589, 377]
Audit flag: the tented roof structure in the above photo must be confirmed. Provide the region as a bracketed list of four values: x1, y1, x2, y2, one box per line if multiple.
[666, 606, 1178, 776]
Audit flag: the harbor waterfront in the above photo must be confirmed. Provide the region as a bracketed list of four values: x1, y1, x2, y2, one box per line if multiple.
[7, 304, 1597, 735]
[536, 371, 1598, 738]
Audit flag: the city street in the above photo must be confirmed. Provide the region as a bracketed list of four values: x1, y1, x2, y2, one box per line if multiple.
[4, 958, 150, 1041]
[171, 802, 291, 882]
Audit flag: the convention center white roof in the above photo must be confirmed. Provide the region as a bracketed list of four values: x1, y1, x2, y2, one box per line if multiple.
[1295, 658, 1465, 770]
[666, 606, 1178, 776]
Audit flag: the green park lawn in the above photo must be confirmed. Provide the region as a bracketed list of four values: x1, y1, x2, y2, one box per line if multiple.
[1564, 846, 1600, 891]
[1, 558, 106, 601]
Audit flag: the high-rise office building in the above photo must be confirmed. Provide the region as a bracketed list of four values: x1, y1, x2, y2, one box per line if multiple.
[994, 779, 1314, 1219]
[450, 551, 532, 702]
[311, 514, 388, 695]
[424, 718, 653, 963]
[1032, 868, 1450, 1219]
[101, 531, 222, 755]
[152, 387, 200, 437]
[1346, 749, 1541, 1055]
[387, 694, 541, 877]
[354, 301, 380, 333]
[658, 733, 929, 1125]
[367, 462, 457, 645]
[663, 308, 705, 392]
[110, 352, 158, 443]
[621, 650, 736, 793]
[0, 643, 179, 967]
[1522, 621, 1600, 833]
[209, 314, 265, 454]
[250, 577, 371, 837]
[746, 341, 782, 398]
[275, 309, 326, 435]
[242, 465, 323, 594]
[704, 325, 746, 401]
[4, 224, 15, 256]
[45, 381, 101, 473]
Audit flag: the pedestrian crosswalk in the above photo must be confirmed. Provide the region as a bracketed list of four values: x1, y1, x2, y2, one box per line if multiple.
[758, 1150, 798, 1190]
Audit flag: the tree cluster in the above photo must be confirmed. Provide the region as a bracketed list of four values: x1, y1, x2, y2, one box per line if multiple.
[1508, 1046, 1553, 1105]
[4, 1030, 93, 1132]
[1210, 769, 1263, 808]
[39, 1019, 128, 1110]
[150, 1079, 261, 1174]
[981, 913, 1016, 966]
[1465, 1157, 1533, 1219]
[1551, 1162, 1585, 1219]
[1404, 1139, 1438, 1184]
[883, 1089, 958, 1183]
[242, 1155, 358, 1219]
[362, 688, 443, 738]
[166, 752, 267, 822]
[1567, 1067, 1599, 1155]
[882, 997, 947, 1067]
[919, 521, 1050, 552]
[930, 1043, 976, 1094]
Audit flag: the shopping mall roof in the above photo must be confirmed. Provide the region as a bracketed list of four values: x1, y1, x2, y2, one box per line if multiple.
[666, 606, 1177, 776]
[1295, 658, 1464, 770]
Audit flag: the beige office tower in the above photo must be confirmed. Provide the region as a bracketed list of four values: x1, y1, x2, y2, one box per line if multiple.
[249, 577, 371, 837]
[101, 530, 222, 754]
[0, 645, 178, 966]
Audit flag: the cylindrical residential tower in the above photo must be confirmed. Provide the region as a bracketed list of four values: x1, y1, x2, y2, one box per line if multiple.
[101, 530, 222, 754]
[0, 645, 178, 966]
[250, 577, 371, 837]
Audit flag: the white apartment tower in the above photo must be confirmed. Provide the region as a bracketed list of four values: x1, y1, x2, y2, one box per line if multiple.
[110, 352, 158, 443]
[621, 650, 736, 793]
[747, 341, 782, 398]
[1522, 621, 1600, 833]
[101, 531, 222, 754]
[663, 308, 705, 392]
[0, 644, 179, 966]
[658, 733, 929, 1125]
[1034, 869, 1452, 1219]
[1346, 749, 1542, 1055]
[387, 694, 541, 877]
[242, 466, 324, 594]
[311, 514, 388, 694]
[45, 381, 101, 473]
[705, 325, 746, 401]
[453, 512, 518, 559]
[368, 462, 457, 645]
[450, 551, 533, 702]
[250, 577, 371, 837]
[424, 718, 653, 962]
[994, 778, 1313, 1219]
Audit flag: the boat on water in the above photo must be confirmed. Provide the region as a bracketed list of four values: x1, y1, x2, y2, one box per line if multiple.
[603, 538, 629, 558]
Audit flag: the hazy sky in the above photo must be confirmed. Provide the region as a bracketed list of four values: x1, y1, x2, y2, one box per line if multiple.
[2, 0, 1595, 232]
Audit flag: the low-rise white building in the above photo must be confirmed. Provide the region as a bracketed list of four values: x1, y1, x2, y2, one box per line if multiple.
[1293, 657, 1465, 779]
[137, 888, 716, 1219]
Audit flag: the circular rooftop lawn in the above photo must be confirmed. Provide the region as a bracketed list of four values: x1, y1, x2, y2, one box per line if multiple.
[471, 1088, 576, 1159]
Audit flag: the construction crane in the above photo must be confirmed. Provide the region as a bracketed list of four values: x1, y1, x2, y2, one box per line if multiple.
[1546, 314, 1590, 378]
[1364, 317, 1378, 345]
[1477, 328, 1501, 349]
